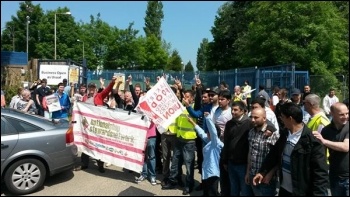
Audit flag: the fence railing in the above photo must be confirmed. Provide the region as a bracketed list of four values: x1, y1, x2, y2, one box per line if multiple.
[87, 63, 309, 98]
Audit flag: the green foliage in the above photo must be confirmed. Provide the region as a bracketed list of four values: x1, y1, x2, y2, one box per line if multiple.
[165, 50, 182, 71]
[207, 1, 253, 70]
[144, 1, 164, 40]
[234, 1, 348, 76]
[142, 34, 168, 70]
[196, 38, 209, 71]
[184, 61, 194, 72]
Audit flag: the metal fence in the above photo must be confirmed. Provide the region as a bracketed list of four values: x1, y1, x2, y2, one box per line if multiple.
[87, 63, 309, 98]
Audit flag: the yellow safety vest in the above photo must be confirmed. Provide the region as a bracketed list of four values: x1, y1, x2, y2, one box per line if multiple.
[166, 120, 177, 134]
[243, 85, 252, 98]
[307, 113, 330, 164]
[176, 105, 197, 140]
[233, 93, 244, 102]
[307, 113, 330, 132]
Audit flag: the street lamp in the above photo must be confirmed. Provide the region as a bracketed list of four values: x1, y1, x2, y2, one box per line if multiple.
[54, 11, 71, 60]
[77, 39, 84, 60]
[26, 16, 30, 62]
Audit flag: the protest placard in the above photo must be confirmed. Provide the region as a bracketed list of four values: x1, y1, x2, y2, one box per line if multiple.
[72, 102, 150, 172]
[135, 77, 185, 133]
[113, 73, 125, 91]
[46, 94, 61, 112]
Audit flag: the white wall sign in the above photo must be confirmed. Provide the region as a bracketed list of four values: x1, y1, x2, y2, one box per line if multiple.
[39, 64, 69, 85]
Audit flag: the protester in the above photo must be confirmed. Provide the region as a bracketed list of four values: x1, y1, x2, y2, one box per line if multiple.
[246, 108, 279, 196]
[1, 89, 5, 108]
[188, 115, 223, 196]
[314, 102, 349, 196]
[75, 75, 117, 173]
[252, 102, 329, 196]
[323, 88, 339, 120]
[16, 89, 37, 114]
[51, 83, 71, 121]
[9, 87, 23, 109]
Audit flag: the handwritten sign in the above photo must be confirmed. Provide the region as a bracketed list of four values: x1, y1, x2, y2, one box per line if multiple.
[136, 77, 185, 133]
[113, 73, 125, 91]
[72, 102, 150, 172]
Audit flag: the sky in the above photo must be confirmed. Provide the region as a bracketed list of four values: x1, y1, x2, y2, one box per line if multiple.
[1, 1, 226, 70]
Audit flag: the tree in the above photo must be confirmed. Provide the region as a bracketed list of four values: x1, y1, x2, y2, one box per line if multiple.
[166, 50, 182, 71]
[105, 23, 145, 70]
[1, 1, 45, 60]
[184, 61, 194, 82]
[196, 38, 209, 71]
[184, 61, 194, 72]
[144, 1, 164, 40]
[141, 34, 167, 70]
[234, 2, 348, 93]
[207, 1, 253, 70]
[79, 13, 114, 70]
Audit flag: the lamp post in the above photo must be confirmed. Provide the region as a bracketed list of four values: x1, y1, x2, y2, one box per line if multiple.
[77, 39, 84, 60]
[54, 11, 71, 60]
[26, 16, 30, 62]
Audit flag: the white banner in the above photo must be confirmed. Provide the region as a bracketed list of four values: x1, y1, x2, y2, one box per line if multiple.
[39, 64, 69, 85]
[135, 77, 185, 133]
[72, 102, 150, 172]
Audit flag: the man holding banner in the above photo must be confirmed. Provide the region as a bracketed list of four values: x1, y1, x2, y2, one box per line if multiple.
[75, 75, 117, 173]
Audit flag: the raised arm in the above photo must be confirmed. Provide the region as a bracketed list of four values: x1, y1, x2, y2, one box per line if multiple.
[188, 115, 208, 143]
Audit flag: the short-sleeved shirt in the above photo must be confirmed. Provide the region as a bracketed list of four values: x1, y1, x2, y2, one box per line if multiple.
[321, 121, 349, 178]
[35, 86, 50, 103]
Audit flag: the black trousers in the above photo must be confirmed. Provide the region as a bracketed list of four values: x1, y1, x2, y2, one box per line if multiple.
[155, 129, 163, 170]
[81, 152, 104, 168]
[279, 187, 293, 196]
[195, 137, 203, 174]
[203, 176, 220, 196]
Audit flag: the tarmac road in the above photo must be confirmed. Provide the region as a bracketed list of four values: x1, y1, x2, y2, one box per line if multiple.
[1, 158, 203, 196]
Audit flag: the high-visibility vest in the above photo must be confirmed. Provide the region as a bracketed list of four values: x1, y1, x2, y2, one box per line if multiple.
[307, 113, 330, 132]
[307, 112, 330, 164]
[166, 120, 177, 134]
[176, 104, 197, 140]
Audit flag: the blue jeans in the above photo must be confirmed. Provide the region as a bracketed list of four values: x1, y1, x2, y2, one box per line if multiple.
[228, 162, 253, 196]
[250, 175, 277, 196]
[169, 139, 196, 189]
[330, 176, 349, 196]
[141, 137, 156, 179]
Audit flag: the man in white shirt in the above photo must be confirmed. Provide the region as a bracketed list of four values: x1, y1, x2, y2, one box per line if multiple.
[323, 88, 339, 120]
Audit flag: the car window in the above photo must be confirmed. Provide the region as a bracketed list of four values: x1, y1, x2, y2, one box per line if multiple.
[1, 118, 18, 135]
[6, 117, 44, 133]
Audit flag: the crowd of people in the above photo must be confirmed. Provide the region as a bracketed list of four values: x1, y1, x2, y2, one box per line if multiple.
[1, 75, 349, 196]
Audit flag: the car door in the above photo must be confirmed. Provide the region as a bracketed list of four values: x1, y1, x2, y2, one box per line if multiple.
[1, 116, 19, 170]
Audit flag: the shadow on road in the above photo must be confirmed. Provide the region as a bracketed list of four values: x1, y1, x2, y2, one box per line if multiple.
[117, 186, 155, 196]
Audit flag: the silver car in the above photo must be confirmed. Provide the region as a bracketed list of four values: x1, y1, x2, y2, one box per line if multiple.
[1, 108, 78, 195]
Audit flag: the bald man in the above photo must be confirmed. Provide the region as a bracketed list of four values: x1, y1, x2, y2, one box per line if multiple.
[314, 102, 349, 196]
[246, 108, 279, 196]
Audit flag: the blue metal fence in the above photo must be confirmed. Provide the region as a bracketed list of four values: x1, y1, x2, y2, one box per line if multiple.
[1, 51, 28, 66]
[87, 63, 309, 98]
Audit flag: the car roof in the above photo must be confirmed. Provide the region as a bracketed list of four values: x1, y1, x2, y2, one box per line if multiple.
[1, 108, 69, 130]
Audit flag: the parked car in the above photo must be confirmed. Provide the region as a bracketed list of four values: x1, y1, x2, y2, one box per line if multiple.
[1, 108, 78, 195]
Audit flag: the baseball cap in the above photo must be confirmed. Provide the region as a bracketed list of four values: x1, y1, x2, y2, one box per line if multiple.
[291, 88, 301, 95]
[206, 86, 220, 95]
